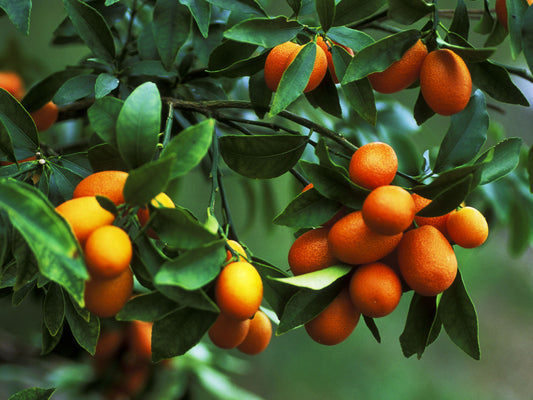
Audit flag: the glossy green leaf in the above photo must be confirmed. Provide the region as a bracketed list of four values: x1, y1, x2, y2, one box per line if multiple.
[434, 91, 488, 173]
[388, 0, 434, 24]
[116, 291, 178, 322]
[523, 6, 533, 75]
[53, 74, 97, 105]
[180, 0, 211, 38]
[0, 179, 87, 305]
[123, 156, 174, 207]
[0, 89, 39, 151]
[316, 0, 335, 32]
[62, 0, 115, 63]
[207, 40, 258, 72]
[507, 0, 528, 59]
[116, 82, 161, 169]
[439, 35, 496, 63]
[333, 0, 386, 27]
[413, 89, 435, 125]
[153, 0, 191, 70]
[7, 387, 56, 400]
[305, 72, 342, 118]
[151, 207, 219, 249]
[88, 142, 128, 172]
[223, 16, 303, 48]
[206, 0, 266, 15]
[161, 119, 214, 179]
[65, 296, 99, 355]
[219, 134, 308, 179]
[400, 293, 439, 359]
[342, 30, 420, 84]
[44, 283, 65, 337]
[208, 50, 268, 78]
[0, 0, 31, 35]
[0, 118, 15, 163]
[477, 137, 522, 185]
[152, 307, 217, 362]
[449, 0, 469, 40]
[413, 164, 481, 199]
[271, 264, 352, 290]
[286, 0, 302, 15]
[48, 163, 84, 201]
[87, 96, 123, 148]
[327, 26, 374, 52]
[253, 258, 294, 317]
[416, 174, 474, 217]
[94, 73, 119, 99]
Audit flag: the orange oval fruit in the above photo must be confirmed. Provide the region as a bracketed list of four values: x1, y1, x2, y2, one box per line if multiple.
[0, 71, 25, 100]
[73, 170, 129, 205]
[214, 261, 263, 320]
[316, 36, 354, 84]
[420, 49, 472, 116]
[208, 312, 251, 349]
[55, 196, 115, 245]
[129, 320, 153, 361]
[84, 267, 134, 318]
[412, 193, 451, 238]
[30, 101, 59, 132]
[328, 211, 403, 265]
[348, 142, 398, 190]
[288, 227, 337, 276]
[368, 39, 428, 94]
[446, 206, 489, 248]
[397, 225, 457, 297]
[362, 185, 415, 236]
[225, 239, 247, 262]
[264, 41, 301, 92]
[349, 262, 402, 318]
[304, 289, 360, 345]
[237, 310, 272, 355]
[84, 225, 132, 279]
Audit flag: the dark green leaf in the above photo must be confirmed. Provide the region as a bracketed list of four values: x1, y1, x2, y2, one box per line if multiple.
[474, 0, 494, 34]
[508, 198, 531, 256]
[253, 259, 294, 317]
[327, 26, 374, 52]
[523, 6, 533, 74]
[219, 134, 308, 179]
[160, 119, 214, 179]
[126, 60, 179, 78]
[305, 72, 342, 118]
[434, 91, 488, 173]
[116, 291, 178, 321]
[0, 118, 15, 163]
[153, 0, 191, 70]
[416, 174, 474, 217]
[87, 96, 123, 148]
[207, 50, 268, 78]
[53, 74, 97, 106]
[206, 0, 266, 16]
[123, 156, 175, 207]
[156, 285, 218, 312]
[116, 82, 161, 169]
[62, 0, 116, 63]
[0, 89, 39, 151]
[44, 283, 65, 337]
[449, 0, 469, 40]
[388, 0, 434, 24]
[342, 30, 420, 84]
[286, 0, 302, 16]
[223, 16, 303, 48]
[477, 137, 522, 185]
[65, 298, 99, 355]
[413, 164, 481, 199]
[207, 40, 257, 72]
[333, 0, 386, 27]
[7, 387, 56, 400]
[95, 73, 119, 99]
[0, 179, 87, 305]
[316, 0, 336, 32]
[399, 293, 438, 359]
[274, 187, 342, 228]
[507, 0, 528, 59]
[413, 89, 435, 125]
[180, 0, 211, 38]
[154, 240, 226, 290]
[48, 163, 84, 201]
[152, 307, 217, 361]
[249, 71, 272, 119]
[41, 322, 63, 356]
[363, 315, 381, 343]
[439, 34, 496, 63]
[88, 142, 128, 172]
[0, 0, 31, 35]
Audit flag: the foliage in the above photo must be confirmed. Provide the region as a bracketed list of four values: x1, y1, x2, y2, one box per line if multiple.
[1, 0, 533, 398]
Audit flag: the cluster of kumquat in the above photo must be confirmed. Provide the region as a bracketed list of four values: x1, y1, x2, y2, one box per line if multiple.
[288, 142, 489, 345]
[208, 240, 273, 355]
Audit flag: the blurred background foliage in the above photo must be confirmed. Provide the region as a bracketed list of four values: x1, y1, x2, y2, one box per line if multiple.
[1, 0, 533, 399]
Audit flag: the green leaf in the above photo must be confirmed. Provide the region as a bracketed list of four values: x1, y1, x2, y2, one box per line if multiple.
[0, 179, 87, 305]
[316, 0, 336, 32]
[0, 88, 39, 151]
[413, 89, 435, 125]
[219, 134, 308, 179]
[180, 0, 211, 38]
[477, 137, 522, 185]
[207, 40, 258, 73]
[116, 82, 161, 169]
[327, 27, 374, 52]
[0, 118, 15, 163]
[0, 0, 31, 35]
[507, 0, 529, 59]
[62, 0, 116, 63]
[439, 271, 480, 360]
[253, 258, 294, 317]
[249, 70, 272, 119]
[151, 207, 219, 250]
[305, 72, 342, 118]
[412, 164, 481, 199]
[523, 6, 533, 74]
[161, 119, 214, 179]
[152, 307, 217, 362]
[206, 0, 266, 16]
[7, 387, 56, 400]
[388, 0, 434, 24]
[53, 74, 97, 105]
[271, 264, 352, 290]
[123, 156, 175, 207]
[116, 291, 178, 321]
[363, 315, 381, 343]
[65, 296, 99, 355]
[270, 42, 317, 115]
[300, 161, 369, 209]
[399, 293, 439, 359]
[449, 0, 469, 40]
[207, 50, 269, 78]
[223, 16, 303, 48]
[475, 0, 494, 34]
[333, 0, 386, 27]
[95, 73, 119, 99]
[434, 91, 488, 173]
[88, 142, 128, 172]
[439, 34, 496, 63]
[87, 96, 123, 148]
[274, 187, 342, 228]
[154, 240, 226, 290]
[44, 283, 65, 337]
[153, 0, 191, 70]
[41, 322, 63, 356]
[342, 30, 420, 84]
[416, 174, 474, 217]
[508, 198, 532, 256]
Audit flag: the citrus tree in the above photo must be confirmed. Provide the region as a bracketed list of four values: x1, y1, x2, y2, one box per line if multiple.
[1, 0, 533, 398]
